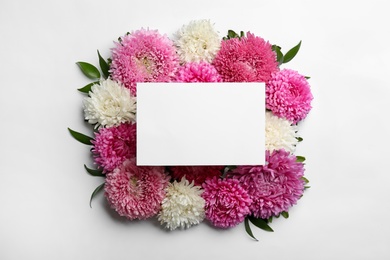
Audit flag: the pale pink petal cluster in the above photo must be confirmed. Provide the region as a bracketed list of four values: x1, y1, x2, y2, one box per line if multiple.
[92, 123, 136, 173]
[175, 62, 222, 82]
[202, 178, 252, 228]
[230, 149, 305, 219]
[105, 159, 169, 220]
[110, 28, 179, 96]
[212, 32, 279, 82]
[266, 69, 313, 124]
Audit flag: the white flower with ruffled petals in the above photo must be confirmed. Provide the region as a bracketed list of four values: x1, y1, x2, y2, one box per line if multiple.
[83, 79, 136, 128]
[266, 111, 299, 153]
[175, 20, 221, 63]
[158, 177, 205, 230]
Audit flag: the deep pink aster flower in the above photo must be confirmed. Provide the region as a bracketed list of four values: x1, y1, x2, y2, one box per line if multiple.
[174, 62, 222, 82]
[110, 29, 179, 96]
[92, 123, 136, 173]
[169, 166, 224, 186]
[230, 149, 305, 219]
[212, 32, 279, 82]
[202, 178, 252, 228]
[105, 159, 169, 220]
[266, 69, 313, 124]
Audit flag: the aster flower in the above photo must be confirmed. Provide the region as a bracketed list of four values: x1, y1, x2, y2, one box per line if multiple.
[175, 19, 221, 63]
[92, 123, 136, 173]
[83, 79, 136, 128]
[212, 32, 279, 82]
[110, 28, 179, 96]
[202, 178, 252, 228]
[266, 111, 298, 153]
[230, 149, 305, 219]
[105, 159, 169, 220]
[175, 62, 222, 82]
[169, 166, 224, 186]
[266, 69, 313, 124]
[158, 177, 205, 230]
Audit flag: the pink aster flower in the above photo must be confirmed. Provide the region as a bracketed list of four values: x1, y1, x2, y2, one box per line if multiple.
[110, 28, 179, 96]
[169, 166, 224, 186]
[230, 149, 305, 219]
[202, 178, 252, 228]
[212, 32, 279, 82]
[266, 69, 313, 124]
[174, 62, 222, 82]
[92, 123, 136, 173]
[104, 159, 169, 220]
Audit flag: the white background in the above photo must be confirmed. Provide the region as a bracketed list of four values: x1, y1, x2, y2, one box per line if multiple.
[1, 0, 389, 259]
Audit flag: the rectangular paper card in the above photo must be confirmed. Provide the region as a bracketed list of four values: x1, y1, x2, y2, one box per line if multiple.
[136, 82, 265, 166]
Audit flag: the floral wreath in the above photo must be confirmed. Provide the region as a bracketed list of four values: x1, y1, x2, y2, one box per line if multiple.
[68, 20, 313, 241]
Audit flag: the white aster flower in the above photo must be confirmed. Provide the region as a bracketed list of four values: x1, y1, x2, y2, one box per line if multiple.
[175, 19, 221, 63]
[83, 78, 136, 128]
[158, 177, 205, 231]
[266, 111, 299, 153]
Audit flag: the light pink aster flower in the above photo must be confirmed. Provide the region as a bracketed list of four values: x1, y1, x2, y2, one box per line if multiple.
[105, 159, 169, 220]
[110, 28, 179, 96]
[92, 123, 136, 173]
[175, 62, 222, 82]
[202, 178, 252, 228]
[169, 166, 224, 186]
[212, 32, 279, 82]
[266, 69, 313, 124]
[230, 149, 305, 219]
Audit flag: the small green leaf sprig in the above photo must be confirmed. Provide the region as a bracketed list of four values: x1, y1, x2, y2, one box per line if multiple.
[75, 50, 110, 93]
[69, 50, 111, 207]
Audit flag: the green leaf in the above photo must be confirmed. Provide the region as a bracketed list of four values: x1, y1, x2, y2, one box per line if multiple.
[90, 183, 104, 208]
[77, 81, 98, 93]
[296, 156, 306, 162]
[84, 165, 105, 177]
[68, 128, 93, 145]
[283, 40, 302, 64]
[240, 31, 245, 37]
[272, 45, 284, 64]
[228, 30, 238, 39]
[97, 50, 109, 79]
[248, 216, 274, 232]
[268, 216, 273, 223]
[305, 76, 311, 79]
[244, 218, 258, 241]
[76, 62, 101, 79]
[301, 176, 310, 184]
[304, 185, 311, 190]
[281, 211, 289, 218]
[296, 137, 303, 142]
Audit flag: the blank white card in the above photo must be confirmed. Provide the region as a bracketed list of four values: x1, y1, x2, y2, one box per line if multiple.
[136, 82, 265, 166]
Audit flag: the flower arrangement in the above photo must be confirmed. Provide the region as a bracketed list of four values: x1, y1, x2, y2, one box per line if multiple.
[68, 20, 313, 241]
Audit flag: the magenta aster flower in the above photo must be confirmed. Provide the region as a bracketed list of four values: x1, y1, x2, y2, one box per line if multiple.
[202, 178, 252, 228]
[92, 123, 136, 173]
[110, 28, 179, 96]
[230, 149, 305, 219]
[266, 69, 313, 124]
[212, 32, 279, 82]
[169, 166, 224, 186]
[174, 62, 222, 82]
[105, 159, 169, 220]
